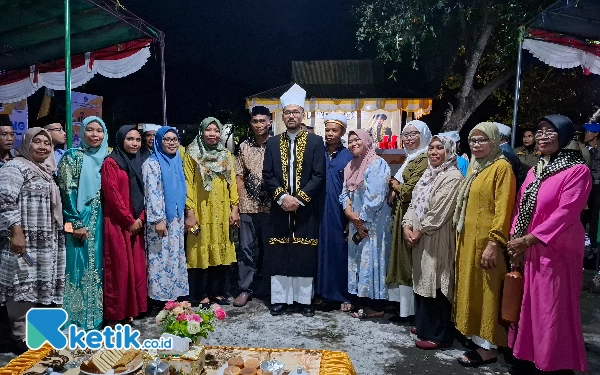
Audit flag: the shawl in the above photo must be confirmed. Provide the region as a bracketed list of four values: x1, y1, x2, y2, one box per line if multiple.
[108, 125, 145, 218]
[453, 122, 505, 233]
[344, 129, 379, 192]
[186, 117, 231, 191]
[411, 135, 458, 221]
[394, 120, 432, 182]
[16, 127, 63, 226]
[76, 116, 108, 213]
[513, 115, 584, 237]
[150, 126, 187, 221]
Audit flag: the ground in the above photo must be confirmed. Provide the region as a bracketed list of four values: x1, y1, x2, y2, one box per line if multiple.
[2, 291, 600, 374]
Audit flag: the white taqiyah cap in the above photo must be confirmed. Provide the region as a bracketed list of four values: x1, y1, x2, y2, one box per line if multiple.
[494, 123, 512, 138]
[324, 112, 347, 128]
[280, 84, 306, 110]
[142, 123, 161, 133]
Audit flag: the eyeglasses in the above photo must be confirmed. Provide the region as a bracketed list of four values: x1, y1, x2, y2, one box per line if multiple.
[162, 137, 179, 144]
[283, 110, 303, 117]
[401, 131, 420, 139]
[468, 138, 490, 146]
[534, 130, 558, 139]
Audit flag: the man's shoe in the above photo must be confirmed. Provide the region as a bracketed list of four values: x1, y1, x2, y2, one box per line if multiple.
[270, 303, 285, 316]
[233, 292, 251, 307]
[301, 305, 315, 317]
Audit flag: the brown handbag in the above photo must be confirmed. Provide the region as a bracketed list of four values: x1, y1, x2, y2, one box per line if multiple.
[501, 269, 524, 323]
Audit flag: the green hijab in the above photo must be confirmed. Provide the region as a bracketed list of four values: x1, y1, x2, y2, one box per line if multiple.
[453, 122, 505, 233]
[186, 117, 231, 191]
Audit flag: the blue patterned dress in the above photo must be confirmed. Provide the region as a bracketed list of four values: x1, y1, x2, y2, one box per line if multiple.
[143, 158, 189, 301]
[340, 158, 392, 300]
[57, 149, 103, 330]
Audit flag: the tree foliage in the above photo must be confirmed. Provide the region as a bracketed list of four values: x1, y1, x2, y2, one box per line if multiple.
[355, 0, 553, 130]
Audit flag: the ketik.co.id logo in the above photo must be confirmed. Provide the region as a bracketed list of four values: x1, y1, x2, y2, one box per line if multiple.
[26, 308, 158, 350]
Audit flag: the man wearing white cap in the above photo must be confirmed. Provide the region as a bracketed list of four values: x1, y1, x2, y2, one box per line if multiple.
[262, 84, 326, 317]
[494, 123, 526, 187]
[141, 123, 162, 160]
[316, 113, 353, 310]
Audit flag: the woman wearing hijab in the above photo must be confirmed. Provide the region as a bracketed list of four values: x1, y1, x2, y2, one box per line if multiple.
[101, 125, 147, 324]
[386, 120, 432, 319]
[143, 126, 189, 303]
[184, 117, 239, 307]
[340, 130, 392, 319]
[507, 115, 590, 373]
[57, 116, 107, 330]
[0, 128, 65, 353]
[403, 135, 463, 349]
[453, 122, 516, 367]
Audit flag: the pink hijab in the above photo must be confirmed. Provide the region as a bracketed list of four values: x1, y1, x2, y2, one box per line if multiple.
[344, 129, 380, 192]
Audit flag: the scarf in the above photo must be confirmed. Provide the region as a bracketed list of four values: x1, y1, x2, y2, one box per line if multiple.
[343, 129, 379, 192]
[150, 127, 187, 221]
[394, 120, 432, 182]
[108, 125, 145, 218]
[76, 116, 109, 213]
[16, 127, 63, 226]
[453, 122, 505, 233]
[411, 135, 458, 221]
[513, 115, 583, 237]
[186, 117, 231, 191]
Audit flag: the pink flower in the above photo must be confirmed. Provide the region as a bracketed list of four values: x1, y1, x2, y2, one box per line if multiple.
[177, 314, 187, 322]
[214, 307, 226, 321]
[187, 314, 202, 322]
[179, 301, 192, 309]
[164, 301, 178, 310]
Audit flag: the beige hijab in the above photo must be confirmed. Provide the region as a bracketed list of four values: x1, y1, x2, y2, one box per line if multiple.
[16, 127, 63, 227]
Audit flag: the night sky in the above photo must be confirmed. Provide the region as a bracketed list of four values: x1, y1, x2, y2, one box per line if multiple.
[69, 0, 369, 127]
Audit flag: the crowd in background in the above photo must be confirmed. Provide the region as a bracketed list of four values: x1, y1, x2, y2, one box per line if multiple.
[0, 84, 598, 374]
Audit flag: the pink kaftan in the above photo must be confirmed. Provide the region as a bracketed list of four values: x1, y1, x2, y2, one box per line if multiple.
[509, 164, 591, 372]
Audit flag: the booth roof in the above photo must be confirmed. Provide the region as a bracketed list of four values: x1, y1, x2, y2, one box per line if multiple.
[528, 0, 600, 41]
[0, 0, 162, 72]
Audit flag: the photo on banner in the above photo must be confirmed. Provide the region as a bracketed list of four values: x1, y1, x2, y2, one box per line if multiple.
[71, 91, 103, 147]
[0, 100, 28, 149]
[360, 110, 401, 144]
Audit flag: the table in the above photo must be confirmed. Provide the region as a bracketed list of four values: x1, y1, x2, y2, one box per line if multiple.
[0, 344, 357, 375]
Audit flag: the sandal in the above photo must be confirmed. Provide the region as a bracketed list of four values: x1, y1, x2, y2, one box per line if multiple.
[350, 308, 384, 319]
[457, 350, 497, 368]
[415, 340, 451, 350]
[340, 302, 353, 312]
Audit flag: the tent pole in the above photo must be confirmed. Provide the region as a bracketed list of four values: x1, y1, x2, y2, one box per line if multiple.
[64, 0, 72, 148]
[511, 27, 524, 147]
[160, 32, 167, 126]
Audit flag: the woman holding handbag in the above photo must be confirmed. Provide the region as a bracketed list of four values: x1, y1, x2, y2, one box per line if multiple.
[507, 115, 591, 373]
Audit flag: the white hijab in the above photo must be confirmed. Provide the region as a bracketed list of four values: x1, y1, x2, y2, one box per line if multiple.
[394, 120, 432, 182]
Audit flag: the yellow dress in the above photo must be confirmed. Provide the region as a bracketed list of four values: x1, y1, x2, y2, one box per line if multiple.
[453, 158, 516, 347]
[183, 151, 239, 269]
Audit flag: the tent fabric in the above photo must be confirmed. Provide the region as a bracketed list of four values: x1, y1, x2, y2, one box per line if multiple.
[527, 0, 600, 42]
[0, 39, 151, 103]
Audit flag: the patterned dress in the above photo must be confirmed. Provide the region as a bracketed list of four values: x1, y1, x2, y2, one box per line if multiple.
[57, 149, 104, 330]
[340, 158, 392, 300]
[0, 159, 65, 304]
[143, 158, 189, 301]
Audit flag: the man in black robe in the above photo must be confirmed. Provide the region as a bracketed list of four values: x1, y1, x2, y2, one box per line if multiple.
[262, 84, 325, 317]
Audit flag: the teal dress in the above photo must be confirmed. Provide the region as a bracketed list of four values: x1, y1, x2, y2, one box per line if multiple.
[57, 149, 104, 330]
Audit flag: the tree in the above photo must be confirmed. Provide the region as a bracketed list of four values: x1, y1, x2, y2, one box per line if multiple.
[355, 0, 553, 130]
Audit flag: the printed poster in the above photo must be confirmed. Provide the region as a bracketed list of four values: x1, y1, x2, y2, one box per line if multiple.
[360, 110, 402, 143]
[71, 91, 103, 147]
[0, 100, 28, 149]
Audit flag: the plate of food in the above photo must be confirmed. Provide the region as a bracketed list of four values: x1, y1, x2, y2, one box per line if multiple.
[79, 348, 143, 375]
[216, 356, 266, 375]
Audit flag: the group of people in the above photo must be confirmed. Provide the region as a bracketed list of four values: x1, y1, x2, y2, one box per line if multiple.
[0, 82, 593, 374]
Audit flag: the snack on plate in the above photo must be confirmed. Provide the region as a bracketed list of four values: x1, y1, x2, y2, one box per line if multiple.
[114, 349, 141, 368]
[241, 368, 257, 375]
[80, 349, 126, 373]
[228, 357, 245, 368]
[244, 358, 260, 370]
[224, 366, 242, 375]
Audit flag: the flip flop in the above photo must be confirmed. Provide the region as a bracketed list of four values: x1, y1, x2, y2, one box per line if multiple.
[350, 309, 384, 319]
[457, 350, 497, 368]
[340, 302, 353, 312]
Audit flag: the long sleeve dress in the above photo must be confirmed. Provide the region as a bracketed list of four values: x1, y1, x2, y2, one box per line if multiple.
[183, 151, 239, 269]
[0, 159, 65, 305]
[57, 149, 104, 330]
[453, 159, 516, 348]
[340, 158, 392, 300]
[509, 165, 590, 372]
[143, 157, 189, 301]
[101, 158, 147, 321]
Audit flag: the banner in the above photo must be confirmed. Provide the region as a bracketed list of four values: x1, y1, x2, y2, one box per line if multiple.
[71, 92, 103, 147]
[360, 110, 402, 143]
[0, 99, 28, 149]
